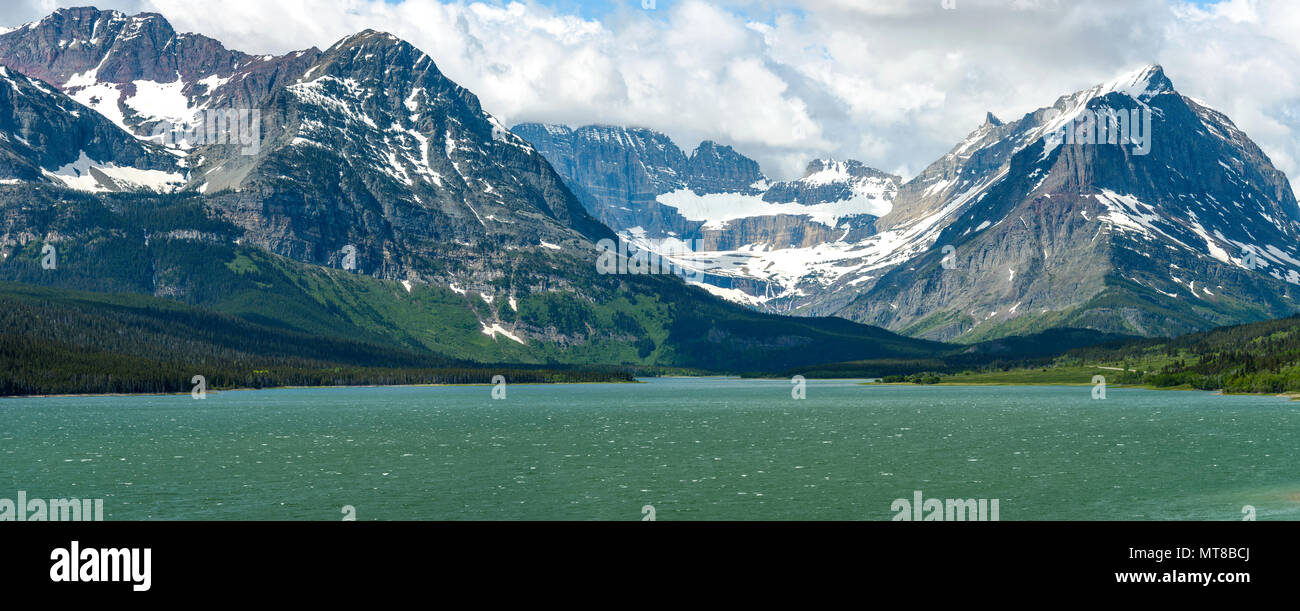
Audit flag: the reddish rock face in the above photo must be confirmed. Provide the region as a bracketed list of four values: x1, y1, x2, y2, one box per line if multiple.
[0, 7, 320, 139]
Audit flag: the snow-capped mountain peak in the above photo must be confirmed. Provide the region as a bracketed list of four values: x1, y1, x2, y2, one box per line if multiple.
[836, 63, 1300, 340]
[0, 6, 321, 154]
[1095, 63, 1175, 101]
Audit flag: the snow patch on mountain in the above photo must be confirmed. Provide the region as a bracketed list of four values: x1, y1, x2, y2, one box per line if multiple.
[68, 81, 128, 132]
[43, 150, 185, 192]
[123, 76, 195, 127]
[655, 184, 891, 230]
[481, 322, 524, 344]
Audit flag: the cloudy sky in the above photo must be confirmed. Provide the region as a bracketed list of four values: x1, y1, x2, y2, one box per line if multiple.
[3, 0, 1299, 187]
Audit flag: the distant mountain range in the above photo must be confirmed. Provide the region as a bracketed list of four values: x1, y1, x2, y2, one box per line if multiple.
[0, 5, 1294, 395]
[0, 6, 957, 379]
[513, 122, 899, 308]
[516, 66, 1300, 342]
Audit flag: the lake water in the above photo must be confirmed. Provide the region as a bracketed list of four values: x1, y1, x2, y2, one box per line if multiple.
[2, 378, 1297, 520]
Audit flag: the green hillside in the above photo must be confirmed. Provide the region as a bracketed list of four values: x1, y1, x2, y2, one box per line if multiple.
[1061, 314, 1300, 394]
[0, 282, 634, 396]
[0, 185, 949, 379]
[851, 314, 1300, 395]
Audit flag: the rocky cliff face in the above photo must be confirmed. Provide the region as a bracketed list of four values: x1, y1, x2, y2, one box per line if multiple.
[837, 65, 1300, 340]
[188, 29, 613, 290]
[0, 11, 619, 348]
[0, 7, 321, 143]
[0, 10, 610, 288]
[514, 122, 901, 312]
[0, 63, 181, 190]
[686, 141, 763, 194]
[511, 124, 700, 237]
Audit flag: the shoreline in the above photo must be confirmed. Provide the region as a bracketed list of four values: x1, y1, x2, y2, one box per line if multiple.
[0, 378, 644, 399]
[7, 376, 1297, 400]
[861, 380, 1299, 399]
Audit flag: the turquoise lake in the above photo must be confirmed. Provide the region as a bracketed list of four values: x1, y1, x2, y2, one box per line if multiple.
[2, 378, 1297, 520]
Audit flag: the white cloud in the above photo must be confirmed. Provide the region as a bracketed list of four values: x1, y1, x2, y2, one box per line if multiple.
[5, 0, 1300, 194]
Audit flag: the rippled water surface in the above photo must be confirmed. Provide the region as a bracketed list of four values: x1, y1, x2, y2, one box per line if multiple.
[2, 378, 1297, 520]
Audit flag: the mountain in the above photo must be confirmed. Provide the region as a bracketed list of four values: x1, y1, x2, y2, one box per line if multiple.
[511, 124, 700, 236]
[0, 63, 182, 190]
[513, 123, 900, 310]
[188, 29, 612, 279]
[0, 281, 636, 396]
[0, 7, 952, 375]
[8, 8, 1272, 371]
[0, 182, 951, 373]
[836, 65, 1300, 341]
[0, 7, 320, 145]
[530, 66, 1300, 343]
